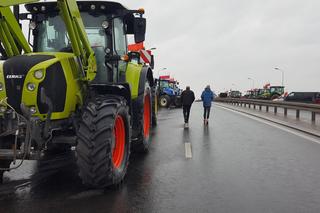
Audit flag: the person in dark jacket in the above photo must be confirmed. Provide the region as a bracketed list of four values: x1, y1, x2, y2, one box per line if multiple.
[201, 85, 215, 125]
[180, 86, 195, 128]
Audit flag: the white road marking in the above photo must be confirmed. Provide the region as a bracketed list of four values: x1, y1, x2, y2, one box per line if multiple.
[217, 105, 320, 145]
[185, 143, 192, 159]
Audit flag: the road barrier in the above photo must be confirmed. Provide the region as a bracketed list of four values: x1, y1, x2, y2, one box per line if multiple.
[215, 98, 320, 123]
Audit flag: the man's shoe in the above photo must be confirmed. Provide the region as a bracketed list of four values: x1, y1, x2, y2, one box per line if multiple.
[185, 123, 189, 128]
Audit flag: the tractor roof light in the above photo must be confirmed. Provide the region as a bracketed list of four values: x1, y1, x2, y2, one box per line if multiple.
[34, 70, 44, 79]
[100, 5, 106, 10]
[90, 4, 96, 10]
[138, 8, 145, 14]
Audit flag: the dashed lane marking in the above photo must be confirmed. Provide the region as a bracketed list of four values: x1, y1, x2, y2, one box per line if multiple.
[185, 142, 192, 159]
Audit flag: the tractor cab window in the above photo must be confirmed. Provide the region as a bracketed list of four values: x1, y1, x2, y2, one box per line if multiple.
[113, 18, 127, 82]
[36, 15, 69, 52]
[35, 13, 111, 83]
[113, 18, 127, 56]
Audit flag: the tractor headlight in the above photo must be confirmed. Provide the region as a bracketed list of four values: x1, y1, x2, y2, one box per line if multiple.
[29, 106, 37, 114]
[102, 21, 109, 29]
[29, 21, 37, 30]
[41, 6, 46, 12]
[0, 83, 3, 91]
[34, 70, 44, 79]
[27, 83, 36, 91]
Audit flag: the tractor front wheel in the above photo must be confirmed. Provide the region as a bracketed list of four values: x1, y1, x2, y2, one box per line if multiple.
[159, 95, 170, 108]
[151, 87, 158, 127]
[132, 82, 152, 152]
[76, 96, 131, 188]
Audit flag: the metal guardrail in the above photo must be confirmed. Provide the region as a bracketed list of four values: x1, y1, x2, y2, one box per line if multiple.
[215, 98, 320, 123]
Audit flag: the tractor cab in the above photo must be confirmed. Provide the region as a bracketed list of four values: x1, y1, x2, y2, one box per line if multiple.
[270, 86, 284, 95]
[23, 1, 146, 84]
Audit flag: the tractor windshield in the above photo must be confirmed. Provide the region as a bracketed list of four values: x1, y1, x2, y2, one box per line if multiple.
[36, 13, 108, 52]
[35, 13, 109, 81]
[159, 80, 169, 89]
[270, 87, 284, 94]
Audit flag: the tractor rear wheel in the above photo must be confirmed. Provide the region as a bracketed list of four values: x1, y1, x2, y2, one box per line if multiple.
[159, 95, 170, 108]
[174, 97, 182, 108]
[132, 81, 152, 152]
[76, 95, 130, 188]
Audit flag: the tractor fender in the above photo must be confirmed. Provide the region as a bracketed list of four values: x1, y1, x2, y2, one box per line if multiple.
[138, 66, 154, 97]
[89, 83, 132, 115]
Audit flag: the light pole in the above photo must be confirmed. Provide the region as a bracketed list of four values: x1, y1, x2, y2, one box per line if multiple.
[274, 67, 284, 87]
[248, 77, 254, 89]
[157, 67, 167, 77]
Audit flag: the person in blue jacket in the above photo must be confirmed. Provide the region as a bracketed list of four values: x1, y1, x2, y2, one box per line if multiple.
[201, 85, 215, 125]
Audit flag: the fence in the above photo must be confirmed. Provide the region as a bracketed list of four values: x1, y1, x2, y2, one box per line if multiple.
[215, 98, 320, 123]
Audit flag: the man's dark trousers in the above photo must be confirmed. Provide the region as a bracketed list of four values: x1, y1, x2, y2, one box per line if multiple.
[183, 105, 192, 123]
[204, 106, 211, 119]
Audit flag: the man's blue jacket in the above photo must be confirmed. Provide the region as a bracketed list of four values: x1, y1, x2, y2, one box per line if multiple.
[201, 88, 215, 107]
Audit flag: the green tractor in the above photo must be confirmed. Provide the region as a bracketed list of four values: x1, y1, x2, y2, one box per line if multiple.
[258, 86, 285, 100]
[0, 0, 156, 187]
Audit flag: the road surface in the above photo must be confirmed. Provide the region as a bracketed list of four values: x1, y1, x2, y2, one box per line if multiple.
[1, 103, 320, 213]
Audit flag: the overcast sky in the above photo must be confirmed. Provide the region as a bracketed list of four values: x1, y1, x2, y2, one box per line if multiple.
[117, 0, 320, 96]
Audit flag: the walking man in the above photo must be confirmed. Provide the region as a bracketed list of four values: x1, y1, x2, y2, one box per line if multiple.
[181, 86, 195, 128]
[201, 85, 215, 125]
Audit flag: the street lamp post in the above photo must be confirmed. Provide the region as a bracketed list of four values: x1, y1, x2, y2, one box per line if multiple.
[274, 67, 284, 87]
[247, 77, 254, 89]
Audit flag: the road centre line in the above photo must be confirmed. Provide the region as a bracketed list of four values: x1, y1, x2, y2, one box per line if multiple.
[185, 143, 192, 159]
[216, 105, 320, 145]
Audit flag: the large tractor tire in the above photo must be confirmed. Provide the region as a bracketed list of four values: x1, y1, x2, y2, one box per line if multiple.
[174, 96, 182, 108]
[132, 81, 152, 152]
[159, 95, 170, 108]
[0, 136, 13, 184]
[76, 95, 131, 188]
[151, 87, 158, 127]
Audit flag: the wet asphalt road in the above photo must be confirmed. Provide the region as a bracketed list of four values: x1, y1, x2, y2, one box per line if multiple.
[1, 102, 320, 213]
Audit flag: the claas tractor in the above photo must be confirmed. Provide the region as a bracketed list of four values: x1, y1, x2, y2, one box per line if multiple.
[0, 0, 156, 188]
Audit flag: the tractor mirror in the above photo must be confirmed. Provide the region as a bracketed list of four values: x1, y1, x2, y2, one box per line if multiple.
[150, 55, 154, 69]
[134, 17, 146, 43]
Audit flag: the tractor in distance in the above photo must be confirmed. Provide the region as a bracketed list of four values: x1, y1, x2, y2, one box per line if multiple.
[258, 85, 285, 100]
[228, 90, 241, 98]
[0, 0, 156, 188]
[156, 77, 182, 108]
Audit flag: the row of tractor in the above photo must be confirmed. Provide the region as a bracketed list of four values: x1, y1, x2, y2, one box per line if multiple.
[220, 85, 285, 100]
[0, 0, 159, 188]
[243, 86, 285, 100]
